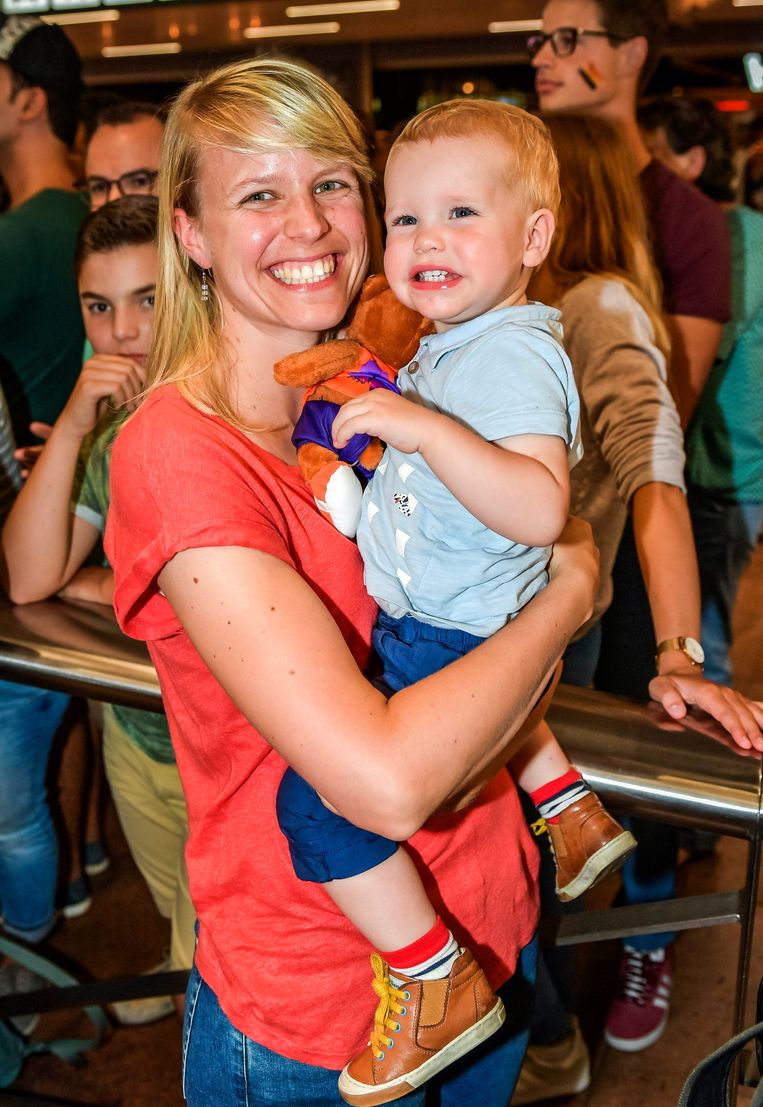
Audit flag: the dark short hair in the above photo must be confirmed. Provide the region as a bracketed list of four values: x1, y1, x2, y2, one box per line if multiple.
[75, 194, 158, 276]
[86, 98, 166, 144]
[8, 62, 80, 148]
[587, 0, 668, 91]
[0, 17, 83, 147]
[638, 96, 735, 202]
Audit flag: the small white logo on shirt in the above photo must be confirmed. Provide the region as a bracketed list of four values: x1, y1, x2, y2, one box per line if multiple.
[394, 491, 414, 516]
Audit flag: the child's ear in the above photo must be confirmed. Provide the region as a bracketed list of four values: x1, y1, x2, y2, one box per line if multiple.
[523, 209, 556, 269]
[173, 208, 211, 268]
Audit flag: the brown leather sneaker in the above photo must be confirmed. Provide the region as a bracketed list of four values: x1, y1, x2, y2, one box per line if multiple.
[338, 949, 505, 1106]
[535, 792, 637, 902]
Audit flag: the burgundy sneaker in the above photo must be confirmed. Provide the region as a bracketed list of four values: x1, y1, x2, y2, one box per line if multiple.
[604, 945, 673, 1052]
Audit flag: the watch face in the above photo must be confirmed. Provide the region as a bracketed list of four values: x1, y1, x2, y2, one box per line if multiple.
[685, 637, 705, 664]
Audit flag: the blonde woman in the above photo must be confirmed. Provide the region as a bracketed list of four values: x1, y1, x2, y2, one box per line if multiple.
[104, 59, 600, 1107]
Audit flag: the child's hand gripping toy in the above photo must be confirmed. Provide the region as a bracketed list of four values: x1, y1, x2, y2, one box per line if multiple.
[273, 274, 433, 537]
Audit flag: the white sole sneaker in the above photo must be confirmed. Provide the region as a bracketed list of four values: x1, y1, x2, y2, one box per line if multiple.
[557, 830, 637, 902]
[338, 998, 505, 1105]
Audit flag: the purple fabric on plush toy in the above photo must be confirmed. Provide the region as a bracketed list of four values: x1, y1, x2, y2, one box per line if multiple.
[292, 359, 401, 484]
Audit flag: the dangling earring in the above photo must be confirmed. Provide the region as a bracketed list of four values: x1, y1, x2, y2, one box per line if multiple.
[200, 268, 210, 302]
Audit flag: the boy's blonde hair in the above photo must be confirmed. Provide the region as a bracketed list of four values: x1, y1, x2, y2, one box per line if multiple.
[149, 56, 376, 428]
[391, 99, 560, 216]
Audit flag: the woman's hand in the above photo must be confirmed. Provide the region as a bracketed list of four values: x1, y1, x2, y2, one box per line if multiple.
[548, 516, 600, 628]
[59, 355, 146, 439]
[648, 668, 763, 752]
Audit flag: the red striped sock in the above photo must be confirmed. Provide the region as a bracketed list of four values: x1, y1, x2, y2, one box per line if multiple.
[381, 916, 460, 983]
[530, 769, 590, 823]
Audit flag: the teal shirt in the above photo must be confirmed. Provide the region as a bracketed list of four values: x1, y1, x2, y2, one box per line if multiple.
[73, 413, 174, 764]
[686, 206, 763, 502]
[0, 189, 88, 445]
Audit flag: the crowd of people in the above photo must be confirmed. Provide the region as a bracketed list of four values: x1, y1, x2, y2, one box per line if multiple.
[0, 0, 762, 1104]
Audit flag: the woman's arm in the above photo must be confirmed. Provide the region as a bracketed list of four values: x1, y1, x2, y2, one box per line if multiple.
[631, 481, 700, 648]
[633, 481, 763, 746]
[564, 278, 763, 748]
[1, 355, 143, 603]
[158, 517, 598, 841]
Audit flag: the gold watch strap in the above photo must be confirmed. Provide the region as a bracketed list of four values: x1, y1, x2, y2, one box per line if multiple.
[655, 637, 704, 669]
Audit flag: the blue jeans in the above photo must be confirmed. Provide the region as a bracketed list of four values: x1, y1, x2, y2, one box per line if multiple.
[0, 679, 69, 941]
[182, 938, 538, 1106]
[687, 486, 763, 686]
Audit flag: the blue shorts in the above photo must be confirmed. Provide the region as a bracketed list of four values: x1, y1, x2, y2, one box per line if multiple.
[276, 612, 485, 883]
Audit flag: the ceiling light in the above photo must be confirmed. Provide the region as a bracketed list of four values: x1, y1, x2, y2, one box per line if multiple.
[42, 8, 119, 23]
[733, 0, 763, 6]
[243, 21, 340, 37]
[286, 1, 398, 15]
[102, 41, 182, 56]
[488, 19, 543, 33]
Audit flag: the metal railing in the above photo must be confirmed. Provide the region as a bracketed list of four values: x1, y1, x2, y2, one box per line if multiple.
[0, 595, 760, 1045]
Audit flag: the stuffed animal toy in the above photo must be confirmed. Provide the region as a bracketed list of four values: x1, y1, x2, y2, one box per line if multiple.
[274, 274, 433, 537]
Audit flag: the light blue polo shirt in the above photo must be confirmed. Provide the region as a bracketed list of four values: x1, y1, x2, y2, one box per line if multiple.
[357, 303, 581, 636]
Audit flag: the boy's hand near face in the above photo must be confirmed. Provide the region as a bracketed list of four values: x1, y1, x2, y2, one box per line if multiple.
[59, 355, 146, 441]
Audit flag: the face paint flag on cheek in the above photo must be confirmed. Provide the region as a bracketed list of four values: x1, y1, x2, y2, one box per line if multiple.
[578, 64, 602, 89]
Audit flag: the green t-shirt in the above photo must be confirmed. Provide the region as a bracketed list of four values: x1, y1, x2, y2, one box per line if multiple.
[0, 189, 88, 445]
[686, 206, 763, 502]
[73, 412, 174, 763]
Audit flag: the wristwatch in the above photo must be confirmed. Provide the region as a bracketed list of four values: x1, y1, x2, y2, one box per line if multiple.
[655, 636, 705, 671]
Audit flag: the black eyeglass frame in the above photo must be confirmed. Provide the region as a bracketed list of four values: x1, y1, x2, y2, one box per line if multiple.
[80, 168, 159, 201]
[526, 26, 632, 60]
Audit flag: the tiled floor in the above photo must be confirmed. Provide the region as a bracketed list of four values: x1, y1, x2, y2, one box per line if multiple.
[9, 541, 763, 1106]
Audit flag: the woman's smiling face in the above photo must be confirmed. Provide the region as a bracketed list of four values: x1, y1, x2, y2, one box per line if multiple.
[176, 143, 370, 347]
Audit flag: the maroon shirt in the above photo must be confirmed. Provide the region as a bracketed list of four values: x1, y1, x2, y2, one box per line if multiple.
[640, 159, 730, 322]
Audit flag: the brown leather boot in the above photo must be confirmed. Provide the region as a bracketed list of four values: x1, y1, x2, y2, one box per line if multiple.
[338, 949, 505, 1106]
[535, 792, 637, 902]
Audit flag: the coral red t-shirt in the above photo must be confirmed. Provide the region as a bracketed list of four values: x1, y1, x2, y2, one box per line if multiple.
[105, 385, 539, 1069]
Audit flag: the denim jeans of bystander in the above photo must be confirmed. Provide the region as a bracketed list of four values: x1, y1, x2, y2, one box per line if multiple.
[0, 679, 69, 942]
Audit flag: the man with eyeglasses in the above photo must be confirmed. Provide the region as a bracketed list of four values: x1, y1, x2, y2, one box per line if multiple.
[530, 0, 730, 427]
[514, 1, 732, 1098]
[84, 101, 163, 212]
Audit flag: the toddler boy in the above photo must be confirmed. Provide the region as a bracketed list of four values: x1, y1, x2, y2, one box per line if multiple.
[277, 100, 635, 1106]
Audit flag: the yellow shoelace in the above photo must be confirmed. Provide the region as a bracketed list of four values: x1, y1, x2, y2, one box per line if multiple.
[368, 953, 410, 1061]
[530, 816, 548, 838]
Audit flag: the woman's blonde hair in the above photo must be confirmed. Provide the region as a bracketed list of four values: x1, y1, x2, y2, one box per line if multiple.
[149, 56, 377, 426]
[540, 112, 670, 357]
[391, 98, 560, 216]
